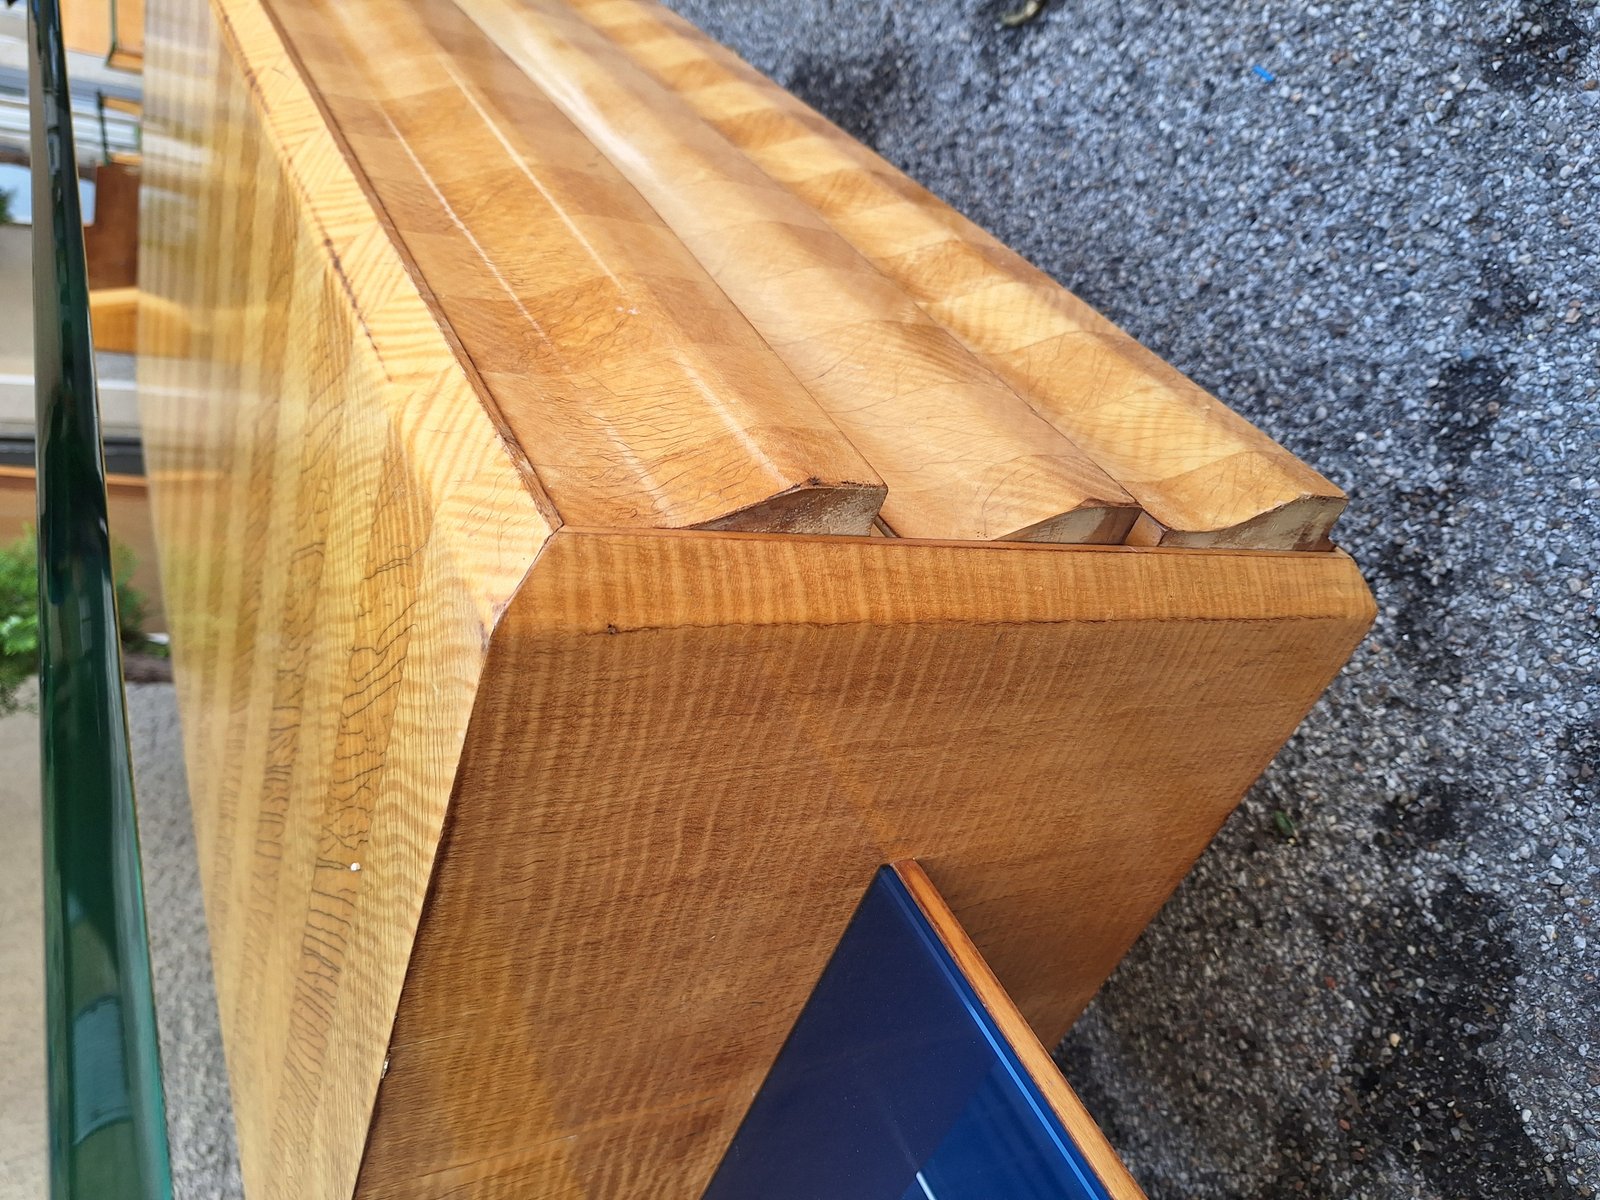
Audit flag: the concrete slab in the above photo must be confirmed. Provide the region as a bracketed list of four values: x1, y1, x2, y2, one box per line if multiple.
[0, 688, 44, 1200]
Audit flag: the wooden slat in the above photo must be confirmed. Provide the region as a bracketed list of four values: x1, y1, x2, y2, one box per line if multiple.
[571, 0, 1348, 551]
[135, 290, 191, 357]
[455, 0, 1143, 545]
[62, 0, 145, 67]
[252, 0, 885, 535]
[358, 527, 1374, 1196]
[896, 860, 1148, 1200]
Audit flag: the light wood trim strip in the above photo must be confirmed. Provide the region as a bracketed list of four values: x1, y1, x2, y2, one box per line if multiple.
[895, 859, 1148, 1200]
[572, 0, 1347, 551]
[455, 0, 1143, 545]
[256, 0, 885, 535]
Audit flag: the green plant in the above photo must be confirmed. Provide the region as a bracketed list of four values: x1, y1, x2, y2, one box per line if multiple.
[0, 530, 150, 716]
[0, 188, 12, 226]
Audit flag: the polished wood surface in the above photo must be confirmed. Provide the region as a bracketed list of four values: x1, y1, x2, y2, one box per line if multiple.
[259, 0, 887, 535]
[569, 0, 1348, 550]
[896, 860, 1147, 1200]
[139, 0, 554, 1196]
[358, 528, 1372, 1196]
[457, 0, 1142, 544]
[137, 1, 1373, 1196]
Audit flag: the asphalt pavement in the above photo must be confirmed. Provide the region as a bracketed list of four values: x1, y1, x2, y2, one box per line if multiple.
[656, 0, 1600, 1194]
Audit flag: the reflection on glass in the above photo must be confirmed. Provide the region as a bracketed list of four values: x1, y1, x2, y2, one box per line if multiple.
[706, 867, 1111, 1200]
[28, 0, 172, 1196]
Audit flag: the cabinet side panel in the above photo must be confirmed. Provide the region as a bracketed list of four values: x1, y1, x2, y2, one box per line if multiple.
[137, 0, 554, 1196]
[363, 532, 1373, 1196]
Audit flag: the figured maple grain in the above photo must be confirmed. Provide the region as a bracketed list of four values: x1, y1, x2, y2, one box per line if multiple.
[256, 0, 885, 535]
[455, 0, 1141, 544]
[358, 528, 1373, 1197]
[570, 0, 1348, 550]
[138, 0, 554, 1197]
[895, 860, 1148, 1200]
[139, 4, 1374, 1199]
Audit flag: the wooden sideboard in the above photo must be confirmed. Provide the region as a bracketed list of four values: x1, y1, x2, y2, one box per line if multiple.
[137, 0, 1373, 1195]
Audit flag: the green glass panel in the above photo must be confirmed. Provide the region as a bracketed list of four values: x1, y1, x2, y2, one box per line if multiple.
[27, 0, 174, 1196]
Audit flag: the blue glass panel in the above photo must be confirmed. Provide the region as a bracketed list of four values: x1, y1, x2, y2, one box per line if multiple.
[705, 867, 1112, 1200]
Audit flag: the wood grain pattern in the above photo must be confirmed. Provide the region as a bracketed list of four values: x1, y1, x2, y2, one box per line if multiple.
[132, 290, 190, 357]
[570, 0, 1349, 550]
[255, 0, 887, 536]
[139, 3, 1373, 1197]
[456, 0, 1142, 545]
[138, 0, 554, 1196]
[358, 527, 1373, 1196]
[895, 860, 1148, 1200]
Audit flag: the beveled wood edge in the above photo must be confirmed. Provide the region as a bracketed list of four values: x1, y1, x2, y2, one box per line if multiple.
[894, 859, 1150, 1200]
[1128, 493, 1346, 552]
[553, 522, 1366, 562]
[206, 0, 564, 536]
[501, 524, 1377, 638]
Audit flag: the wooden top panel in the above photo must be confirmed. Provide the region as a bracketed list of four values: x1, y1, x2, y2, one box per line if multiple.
[360, 527, 1373, 1195]
[255, 0, 887, 535]
[569, 0, 1348, 551]
[454, 0, 1143, 545]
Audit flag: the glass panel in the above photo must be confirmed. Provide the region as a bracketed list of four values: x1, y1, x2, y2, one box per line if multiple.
[705, 866, 1112, 1200]
[26, 0, 173, 1195]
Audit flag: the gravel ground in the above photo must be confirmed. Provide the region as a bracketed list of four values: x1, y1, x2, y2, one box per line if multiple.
[659, 1, 1600, 1196]
[130, 684, 244, 1200]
